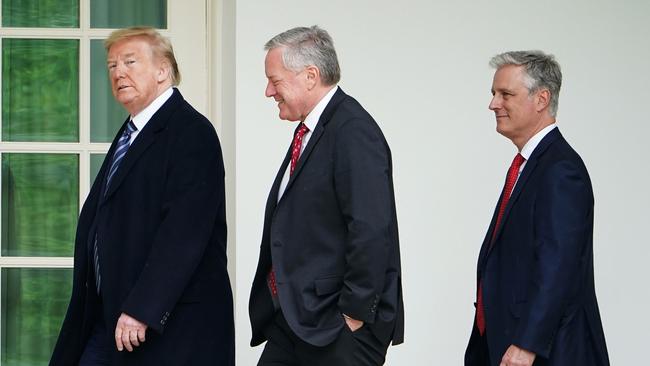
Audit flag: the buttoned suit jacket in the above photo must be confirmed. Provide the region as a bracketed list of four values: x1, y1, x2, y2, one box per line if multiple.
[50, 89, 234, 365]
[249, 88, 404, 348]
[465, 128, 609, 366]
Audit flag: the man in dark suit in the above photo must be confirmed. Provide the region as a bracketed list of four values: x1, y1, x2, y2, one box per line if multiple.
[50, 27, 234, 365]
[249, 26, 404, 366]
[465, 50, 609, 366]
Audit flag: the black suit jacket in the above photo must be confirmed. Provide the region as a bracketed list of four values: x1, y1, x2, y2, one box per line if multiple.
[465, 128, 609, 366]
[50, 89, 234, 365]
[249, 88, 404, 348]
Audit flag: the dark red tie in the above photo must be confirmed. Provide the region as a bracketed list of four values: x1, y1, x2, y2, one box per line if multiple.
[476, 153, 525, 335]
[268, 123, 310, 302]
[290, 123, 310, 175]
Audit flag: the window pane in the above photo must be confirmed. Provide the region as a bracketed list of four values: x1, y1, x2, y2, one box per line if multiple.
[1, 153, 78, 257]
[2, 39, 79, 142]
[90, 39, 126, 142]
[90, 153, 106, 186]
[1, 268, 72, 366]
[90, 0, 167, 29]
[2, 0, 79, 28]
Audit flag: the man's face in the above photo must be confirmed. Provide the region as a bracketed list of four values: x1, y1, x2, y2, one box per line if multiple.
[489, 65, 541, 143]
[264, 47, 310, 122]
[107, 37, 165, 116]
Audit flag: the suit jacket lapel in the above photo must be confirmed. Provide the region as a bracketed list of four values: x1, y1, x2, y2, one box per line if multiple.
[266, 145, 292, 213]
[282, 124, 324, 194]
[96, 116, 129, 204]
[103, 89, 183, 201]
[477, 198, 501, 276]
[487, 128, 563, 253]
[478, 156, 542, 275]
[487, 160, 537, 249]
[280, 88, 346, 198]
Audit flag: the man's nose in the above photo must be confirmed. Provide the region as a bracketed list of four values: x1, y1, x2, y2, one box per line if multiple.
[265, 81, 275, 98]
[111, 64, 126, 79]
[488, 95, 500, 111]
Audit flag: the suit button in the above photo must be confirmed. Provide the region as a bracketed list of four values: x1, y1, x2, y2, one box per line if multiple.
[272, 241, 282, 247]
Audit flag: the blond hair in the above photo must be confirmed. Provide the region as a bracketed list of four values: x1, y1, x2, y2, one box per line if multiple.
[105, 26, 181, 85]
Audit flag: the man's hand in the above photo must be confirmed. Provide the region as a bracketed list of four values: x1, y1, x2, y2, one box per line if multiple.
[115, 313, 147, 352]
[343, 314, 364, 332]
[500, 344, 536, 366]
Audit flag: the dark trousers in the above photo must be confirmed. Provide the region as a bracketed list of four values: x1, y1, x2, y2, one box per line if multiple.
[258, 311, 389, 366]
[79, 304, 112, 366]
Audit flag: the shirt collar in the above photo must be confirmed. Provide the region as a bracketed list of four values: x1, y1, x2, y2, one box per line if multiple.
[130, 87, 174, 130]
[520, 123, 557, 160]
[302, 85, 338, 131]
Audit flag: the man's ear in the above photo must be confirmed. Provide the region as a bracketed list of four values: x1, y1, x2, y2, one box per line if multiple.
[305, 65, 320, 90]
[535, 88, 551, 113]
[157, 60, 171, 83]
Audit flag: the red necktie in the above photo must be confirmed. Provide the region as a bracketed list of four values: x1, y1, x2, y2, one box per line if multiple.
[290, 123, 310, 175]
[476, 153, 525, 335]
[268, 123, 311, 301]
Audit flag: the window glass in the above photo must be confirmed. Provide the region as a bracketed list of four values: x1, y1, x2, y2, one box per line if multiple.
[2, 39, 79, 142]
[1, 268, 73, 366]
[90, 0, 167, 29]
[1, 0, 79, 28]
[1, 153, 78, 257]
[90, 153, 106, 186]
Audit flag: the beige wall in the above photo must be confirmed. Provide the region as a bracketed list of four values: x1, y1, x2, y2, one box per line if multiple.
[211, 0, 650, 364]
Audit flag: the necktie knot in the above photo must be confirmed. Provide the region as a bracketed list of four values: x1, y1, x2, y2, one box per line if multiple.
[125, 120, 138, 136]
[511, 153, 525, 171]
[289, 123, 310, 176]
[494, 153, 526, 239]
[296, 123, 309, 138]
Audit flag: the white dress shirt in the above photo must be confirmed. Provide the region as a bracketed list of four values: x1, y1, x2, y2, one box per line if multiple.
[128, 87, 174, 143]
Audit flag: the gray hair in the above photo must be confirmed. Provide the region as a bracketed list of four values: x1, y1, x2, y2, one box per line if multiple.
[265, 25, 341, 86]
[490, 50, 562, 117]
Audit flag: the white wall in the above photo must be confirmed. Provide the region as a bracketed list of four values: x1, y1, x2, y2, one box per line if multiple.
[231, 0, 650, 364]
